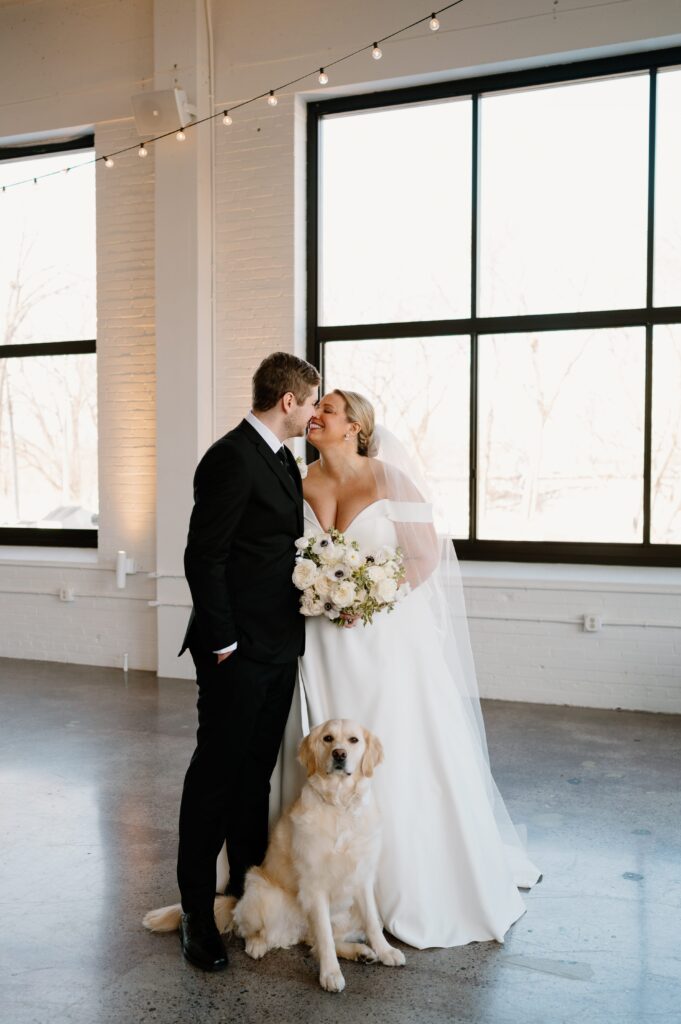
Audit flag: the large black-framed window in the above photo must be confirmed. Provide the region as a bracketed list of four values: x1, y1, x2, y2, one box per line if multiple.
[307, 47, 681, 568]
[0, 134, 97, 548]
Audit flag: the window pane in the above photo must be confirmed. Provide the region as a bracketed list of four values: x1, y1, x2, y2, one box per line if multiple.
[323, 337, 469, 536]
[652, 325, 681, 543]
[479, 75, 649, 316]
[654, 68, 681, 306]
[0, 353, 98, 529]
[320, 99, 471, 326]
[0, 150, 96, 345]
[477, 329, 645, 542]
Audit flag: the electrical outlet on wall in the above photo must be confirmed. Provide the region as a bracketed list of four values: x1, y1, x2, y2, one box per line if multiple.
[59, 588, 75, 603]
[583, 614, 602, 632]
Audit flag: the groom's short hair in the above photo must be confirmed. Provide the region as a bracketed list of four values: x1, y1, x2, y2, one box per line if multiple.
[252, 352, 320, 411]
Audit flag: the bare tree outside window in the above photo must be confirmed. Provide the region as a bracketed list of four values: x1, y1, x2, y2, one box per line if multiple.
[314, 55, 681, 563]
[0, 145, 97, 536]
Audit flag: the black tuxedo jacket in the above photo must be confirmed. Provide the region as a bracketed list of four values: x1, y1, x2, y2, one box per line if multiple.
[179, 419, 305, 664]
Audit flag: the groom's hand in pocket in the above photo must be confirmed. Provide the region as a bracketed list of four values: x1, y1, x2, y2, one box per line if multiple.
[216, 651, 234, 665]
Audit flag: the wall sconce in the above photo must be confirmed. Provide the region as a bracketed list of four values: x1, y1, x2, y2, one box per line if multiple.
[116, 550, 136, 589]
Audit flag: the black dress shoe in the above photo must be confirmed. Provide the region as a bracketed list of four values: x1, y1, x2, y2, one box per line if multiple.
[179, 911, 229, 971]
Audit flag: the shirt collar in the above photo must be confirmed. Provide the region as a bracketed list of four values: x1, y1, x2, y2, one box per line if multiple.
[245, 410, 284, 454]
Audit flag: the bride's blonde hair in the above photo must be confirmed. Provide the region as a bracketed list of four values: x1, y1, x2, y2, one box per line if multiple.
[333, 389, 378, 457]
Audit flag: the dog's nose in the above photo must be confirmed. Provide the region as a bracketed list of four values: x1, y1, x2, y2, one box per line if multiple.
[332, 748, 347, 761]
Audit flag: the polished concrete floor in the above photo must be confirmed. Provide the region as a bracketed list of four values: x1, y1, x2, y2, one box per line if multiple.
[1, 656, 679, 1024]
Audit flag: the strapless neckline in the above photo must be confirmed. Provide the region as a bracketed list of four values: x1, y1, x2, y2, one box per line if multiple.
[303, 497, 389, 535]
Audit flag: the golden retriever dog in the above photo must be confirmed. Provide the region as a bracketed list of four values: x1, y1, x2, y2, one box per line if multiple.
[144, 719, 405, 992]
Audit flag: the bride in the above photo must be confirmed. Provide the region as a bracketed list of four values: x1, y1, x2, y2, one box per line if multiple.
[269, 388, 542, 950]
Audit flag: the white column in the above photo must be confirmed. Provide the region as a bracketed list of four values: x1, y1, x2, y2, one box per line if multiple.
[154, 0, 214, 678]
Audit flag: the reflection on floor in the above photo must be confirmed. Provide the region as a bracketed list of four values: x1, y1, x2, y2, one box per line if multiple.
[1, 657, 679, 1024]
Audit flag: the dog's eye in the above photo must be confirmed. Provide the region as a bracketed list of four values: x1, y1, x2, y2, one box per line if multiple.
[323, 734, 333, 742]
[349, 736, 359, 743]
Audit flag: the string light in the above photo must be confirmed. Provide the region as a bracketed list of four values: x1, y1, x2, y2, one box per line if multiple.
[0, 2, 465, 190]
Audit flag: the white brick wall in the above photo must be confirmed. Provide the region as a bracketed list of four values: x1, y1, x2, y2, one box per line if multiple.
[214, 97, 296, 428]
[96, 121, 157, 573]
[463, 574, 681, 712]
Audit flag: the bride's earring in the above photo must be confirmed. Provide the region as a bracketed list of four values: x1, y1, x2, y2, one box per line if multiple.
[344, 433, 350, 440]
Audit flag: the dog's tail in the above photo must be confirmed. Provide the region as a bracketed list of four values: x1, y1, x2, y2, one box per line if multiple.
[142, 902, 182, 932]
[142, 895, 237, 935]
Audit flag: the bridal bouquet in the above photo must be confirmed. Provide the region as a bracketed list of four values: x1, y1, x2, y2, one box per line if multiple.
[292, 528, 409, 626]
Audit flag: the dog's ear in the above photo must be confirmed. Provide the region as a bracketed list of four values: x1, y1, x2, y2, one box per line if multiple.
[360, 730, 384, 778]
[297, 731, 318, 777]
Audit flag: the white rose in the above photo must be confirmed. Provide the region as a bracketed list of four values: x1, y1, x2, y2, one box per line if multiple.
[301, 591, 323, 616]
[295, 536, 310, 551]
[366, 564, 387, 584]
[331, 580, 357, 608]
[375, 578, 398, 603]
[315, 574, 333, 598]
[293, 560, 320, 590]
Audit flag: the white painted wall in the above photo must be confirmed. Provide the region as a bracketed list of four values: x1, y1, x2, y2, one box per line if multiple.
[0, 0, 679, 710]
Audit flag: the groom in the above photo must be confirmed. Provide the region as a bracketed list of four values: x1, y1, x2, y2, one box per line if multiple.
[176, 351, 320, 970]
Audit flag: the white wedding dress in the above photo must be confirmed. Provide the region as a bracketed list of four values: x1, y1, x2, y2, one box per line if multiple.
[269, 496, 541, 950]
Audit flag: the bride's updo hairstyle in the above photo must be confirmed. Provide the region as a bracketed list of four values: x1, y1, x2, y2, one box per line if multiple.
[333, 389, 378, 457]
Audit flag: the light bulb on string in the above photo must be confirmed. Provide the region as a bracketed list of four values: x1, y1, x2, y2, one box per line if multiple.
[372, 43, 382, 60]
[176, 129, 186, 141]
[104, 156, 114, 168]
[429, 14, 440, 31]
[138, 144, 148, 158]
[268, 90, 278, 106]
[318, 68, 328, 85]
[222, 111, 232, 126]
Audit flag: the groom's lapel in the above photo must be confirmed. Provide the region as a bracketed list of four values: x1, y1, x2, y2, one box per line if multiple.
[237, 420, 302, 525]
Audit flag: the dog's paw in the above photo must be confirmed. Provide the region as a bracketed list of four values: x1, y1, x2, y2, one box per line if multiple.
[320, 967, 346, 992]
[245, 936, 269, 960]
[214, 895, 237, 934]
[378, 945, 406, 967]
[356, 944, 379, 964]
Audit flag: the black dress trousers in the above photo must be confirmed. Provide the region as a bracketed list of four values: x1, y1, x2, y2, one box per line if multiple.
[177, 646, 297, 912]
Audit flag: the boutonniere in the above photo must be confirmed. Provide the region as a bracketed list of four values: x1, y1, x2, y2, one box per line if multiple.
[295, 456, 308, 479]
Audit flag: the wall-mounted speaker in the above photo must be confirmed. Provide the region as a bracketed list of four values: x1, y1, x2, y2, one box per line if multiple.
[131, 89, 196, 137]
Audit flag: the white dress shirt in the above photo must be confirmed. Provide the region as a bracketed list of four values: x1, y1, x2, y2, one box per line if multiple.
[214, 411, 286, 655]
